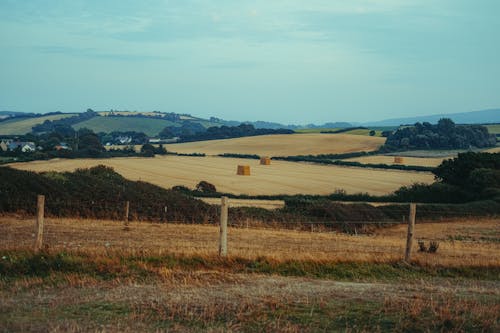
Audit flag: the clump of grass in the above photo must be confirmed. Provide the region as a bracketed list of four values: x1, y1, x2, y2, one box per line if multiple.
[428, 241, 440, 253]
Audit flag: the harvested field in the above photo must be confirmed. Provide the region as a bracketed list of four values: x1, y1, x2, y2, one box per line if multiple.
[345, 155, 446, 167]
[7, 156, 434, 196]
[165, 133, 385, 156]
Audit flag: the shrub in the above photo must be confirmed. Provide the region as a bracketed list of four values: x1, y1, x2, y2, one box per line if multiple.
[195, 181, 217, 193]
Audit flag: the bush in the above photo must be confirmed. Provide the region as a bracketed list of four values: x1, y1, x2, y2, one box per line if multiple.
[195, 181, 217, 193]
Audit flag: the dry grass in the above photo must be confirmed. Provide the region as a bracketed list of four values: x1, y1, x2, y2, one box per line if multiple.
[1, 216, 499, 332]
[345, 155, 446, 167]
[7, 155, 434, 195]
[1, 216, 498, 267]
[165, 133, 385, 156]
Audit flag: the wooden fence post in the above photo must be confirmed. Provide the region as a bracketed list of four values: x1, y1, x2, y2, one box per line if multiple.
[404, 203, 417, 262]
[34, 195, 45, 253]
[124, 201, 130, 226]
[219, 196, 228, 257]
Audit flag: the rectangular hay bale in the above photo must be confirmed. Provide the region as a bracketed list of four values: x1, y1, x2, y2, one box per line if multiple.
[237, 165, 251, 175]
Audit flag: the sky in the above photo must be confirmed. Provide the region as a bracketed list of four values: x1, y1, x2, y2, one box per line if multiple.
[0, 0, 499, 124]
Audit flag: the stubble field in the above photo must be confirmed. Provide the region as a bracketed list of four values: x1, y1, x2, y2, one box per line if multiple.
[8, 155, 434, 196]
[164, 133, 386, 156]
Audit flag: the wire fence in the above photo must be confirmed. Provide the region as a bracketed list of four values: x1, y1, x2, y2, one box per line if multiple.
[1, 195, 498, 264]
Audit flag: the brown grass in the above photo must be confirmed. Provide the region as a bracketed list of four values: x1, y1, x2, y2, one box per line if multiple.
[7, 155, 434, 195]
[165, 133, 385, 156]
[1, 216, 498, 267]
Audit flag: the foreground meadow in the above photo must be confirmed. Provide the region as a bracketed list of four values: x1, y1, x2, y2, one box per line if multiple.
[1, 217, 499, 332]
[8, 155, 433, 196]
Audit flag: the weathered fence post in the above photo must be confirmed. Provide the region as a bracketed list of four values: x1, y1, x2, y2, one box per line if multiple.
[34, 195, 45, 253]
[404, 203, 417, 262]
[219, 196, 228, 257]
[124, 201, 130, 226]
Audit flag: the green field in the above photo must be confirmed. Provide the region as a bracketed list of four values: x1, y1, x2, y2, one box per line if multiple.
[0, 114, 77, 135]
[486, 124, 500, 134]
[74, 117, 180, 136]
[295, 128, 339, 133]
[74, 116, 220, 136]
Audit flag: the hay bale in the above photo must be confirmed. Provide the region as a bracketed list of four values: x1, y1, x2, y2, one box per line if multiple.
[237, 165, 251, 176]
[260, 157, 271, 165]
[394, 156, 404, 164]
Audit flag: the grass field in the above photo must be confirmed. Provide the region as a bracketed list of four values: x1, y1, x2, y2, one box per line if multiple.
[0, 114, 77, 135]
[1, 217, 498, 331]
[486, 124, 500, 134]
[165, 133, 385, 156]
[7, 155, 433, 196]
[73, 116, 178, 136]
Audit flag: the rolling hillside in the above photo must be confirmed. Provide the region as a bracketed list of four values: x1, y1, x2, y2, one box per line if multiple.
[365, 109, 500, 126]
[165, 133, 385, 156]
[0, 114, 77, 135]
[73, 116, 178, 136]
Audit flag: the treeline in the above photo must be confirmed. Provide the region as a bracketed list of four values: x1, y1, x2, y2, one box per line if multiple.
[384, 118, 496, 151]
[160, 123, 294, 143]
[0, 127, 167, 163]
[32, 109, 98, 133]
[320, 127, 368, 134]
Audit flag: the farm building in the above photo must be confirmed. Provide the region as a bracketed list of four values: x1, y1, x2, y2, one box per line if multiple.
[7, 141, 36, 153]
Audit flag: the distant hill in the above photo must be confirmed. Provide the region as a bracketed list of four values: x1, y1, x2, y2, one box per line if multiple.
[365, 109, 500, 126]
[0, 111, 26, 116]
[220, 120, 352, 130]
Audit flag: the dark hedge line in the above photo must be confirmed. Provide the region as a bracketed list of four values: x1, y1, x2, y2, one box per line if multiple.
[320, 126, 368, 134]
[272, 155, 434, 172]
[218, 153, 261, 159]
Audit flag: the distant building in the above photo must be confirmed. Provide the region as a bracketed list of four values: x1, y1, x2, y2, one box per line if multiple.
[117, 136, 132, 144]
[8, 141, 36, 153]
[54, 142, 71, 151]
[0, 139, 12, 152]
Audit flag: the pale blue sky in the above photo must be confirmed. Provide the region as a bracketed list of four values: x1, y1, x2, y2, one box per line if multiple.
[1, 0, 499, 124]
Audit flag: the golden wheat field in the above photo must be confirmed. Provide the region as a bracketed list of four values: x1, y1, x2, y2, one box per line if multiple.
[1, 216, 498, 267]
[345, 155, 446, 167]
[164, 133, 385, 156]
[8, 155, 434, 195]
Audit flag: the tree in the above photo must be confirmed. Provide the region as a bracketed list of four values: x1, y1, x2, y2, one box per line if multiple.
[140, 144, 156, 157]
[159, 127, 175, 139]
[433, 152, 500, 188]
